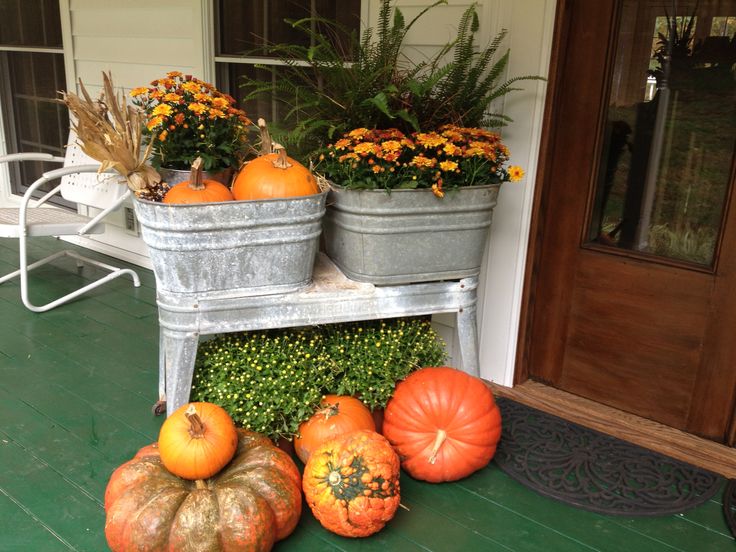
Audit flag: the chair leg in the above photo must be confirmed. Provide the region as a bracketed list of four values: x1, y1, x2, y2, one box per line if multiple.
[10, 236, 140, 313]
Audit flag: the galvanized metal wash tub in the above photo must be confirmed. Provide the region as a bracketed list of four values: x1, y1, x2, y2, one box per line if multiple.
[322, 184, 500, 285]
[134, 191, 327, 295]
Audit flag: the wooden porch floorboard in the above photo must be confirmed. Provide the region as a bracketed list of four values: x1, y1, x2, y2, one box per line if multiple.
[0, 237, 733, 551]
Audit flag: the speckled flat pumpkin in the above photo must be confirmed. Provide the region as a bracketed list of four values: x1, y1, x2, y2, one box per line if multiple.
[104, 429, 302, 552]
[302, 429, 400, 537]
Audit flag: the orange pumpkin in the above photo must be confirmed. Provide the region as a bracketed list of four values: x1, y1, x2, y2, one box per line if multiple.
[105, 429, 302, 552]
[294, 395, 376, 463]
[302, 429, 400, 537]
[158, 402, 238, 480]
[163, 157, 234, 204]
[231, 118, 319, 200]
[382, 366, 502, 482]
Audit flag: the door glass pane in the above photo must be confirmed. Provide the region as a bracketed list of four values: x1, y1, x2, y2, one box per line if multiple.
[588, 0, 736, 266]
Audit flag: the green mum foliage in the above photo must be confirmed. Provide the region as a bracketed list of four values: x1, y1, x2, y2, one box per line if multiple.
[191, 318, 447, 441]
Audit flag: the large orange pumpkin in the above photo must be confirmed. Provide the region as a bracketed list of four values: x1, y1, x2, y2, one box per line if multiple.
[163, 157, 234, 204]
[382, 366, 502, 483]
[231, 118, 319, 200]
[302, 429, 400, 537]
[294, 395, 376, 463]
[105, 429, 302, 552]
[158, 402, 238, 480]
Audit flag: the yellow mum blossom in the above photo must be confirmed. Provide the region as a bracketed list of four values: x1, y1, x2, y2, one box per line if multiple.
[353, 142, 378, 156]
[415, 132, 446, 148]
[431, 183, 445, 198]
[443, 143, 461, 156]
[152, 104, 173, 117]
[381, 140, 402, 153]
[166, 70, 183, 78]
[158, 129, 168, 142]
[334, 138, 351, 150]
[209, 108, 225, 118]
[439, 160, 458, 172]
[372, 165, 382, 174]
[182, 81, 201, 94]
[339, 152, 359, 162]
[211, 97, 229, 109]
[410, 155, 437, 169]
[348, 128, 369, 139]
[146, 116, 164, 131]
[130, 87, 148, 97]
[187, 102, 208, 115]
[163, 93, 181, 103]
[508, 166, 525, 182]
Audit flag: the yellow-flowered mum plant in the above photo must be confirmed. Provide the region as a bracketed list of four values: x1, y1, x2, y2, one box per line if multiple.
[130, 71, 252, 172]
[317, 126, 524, 198]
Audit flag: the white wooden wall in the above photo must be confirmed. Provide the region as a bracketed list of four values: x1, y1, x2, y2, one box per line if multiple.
[55, 0, 212, 267]
[363, 1, 555, 383]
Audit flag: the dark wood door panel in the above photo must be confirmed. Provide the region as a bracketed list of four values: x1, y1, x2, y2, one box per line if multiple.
[524, 0, 736, 442]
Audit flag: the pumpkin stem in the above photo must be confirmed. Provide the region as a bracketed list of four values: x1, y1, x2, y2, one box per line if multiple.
[185, 404, 206, 438]
[257, 117, 272, 155]
[318, 402, 340, 420]
[188, 157, 205, 191]
[271, 147, 292, 170]
[195, 479, 208, 490]
[428, 429, 447, 465]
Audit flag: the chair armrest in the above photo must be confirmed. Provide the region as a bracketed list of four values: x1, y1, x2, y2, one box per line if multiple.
[18, 165, 117, 229]
[0, 153, 65, 164]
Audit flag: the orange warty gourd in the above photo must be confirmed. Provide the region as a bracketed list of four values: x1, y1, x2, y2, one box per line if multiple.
[382, 366, 502, 483]
[162, 157, 234, 204]
[294, 395, 376, 463]
[231, 118, 319, 200]
[104, 429, 302, 552]
[158, 402, 238, 480]
[302, 429, 400, 538]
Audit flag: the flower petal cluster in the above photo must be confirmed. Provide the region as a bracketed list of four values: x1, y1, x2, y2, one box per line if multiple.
[131, 71, 252, 171]
[319, 126, 524, 196]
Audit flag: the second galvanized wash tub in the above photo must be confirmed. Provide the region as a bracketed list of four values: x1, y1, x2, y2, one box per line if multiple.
[134, 191, 327, 295]
[322, 184, 500, 285]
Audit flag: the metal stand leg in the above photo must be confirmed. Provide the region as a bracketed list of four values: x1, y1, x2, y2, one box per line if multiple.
[457, 303, 480, 377]
[162, 329, 200, 416]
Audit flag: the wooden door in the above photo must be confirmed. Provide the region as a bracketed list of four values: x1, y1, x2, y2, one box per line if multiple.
[523, 0, 736, 442]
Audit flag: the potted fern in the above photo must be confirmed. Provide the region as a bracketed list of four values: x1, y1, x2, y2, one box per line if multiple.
[243, 1, 542, 284]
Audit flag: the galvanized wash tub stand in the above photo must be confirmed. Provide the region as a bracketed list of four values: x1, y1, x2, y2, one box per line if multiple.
[156, 253, 480, 416]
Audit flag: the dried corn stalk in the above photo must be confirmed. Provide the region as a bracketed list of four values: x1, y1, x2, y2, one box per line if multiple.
[62, 72, 160, 191]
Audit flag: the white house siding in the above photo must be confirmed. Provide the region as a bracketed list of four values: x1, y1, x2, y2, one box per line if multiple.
[57, 0, 210, 266]
[363, 1, 555, 382]
[0, 0, 556, 386]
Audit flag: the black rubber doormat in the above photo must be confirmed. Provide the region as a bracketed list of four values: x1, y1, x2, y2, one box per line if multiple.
[493, 397, 723, 516]
[724, 480, 736, 538]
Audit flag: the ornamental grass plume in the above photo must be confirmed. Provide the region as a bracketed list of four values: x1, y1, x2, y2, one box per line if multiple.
[62, 71, 161, 192]
[318, 125, 524, 197]
[130, 71, 253, 172]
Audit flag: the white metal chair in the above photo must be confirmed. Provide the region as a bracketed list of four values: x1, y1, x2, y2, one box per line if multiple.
[0, 143, 140, 312]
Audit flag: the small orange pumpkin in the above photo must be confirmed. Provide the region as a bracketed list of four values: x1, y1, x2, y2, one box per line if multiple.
[163, 157, 234, 204]
[231, 118, 319, 200]
[294, 395, 376, 463]
[303, 429, 400, 537]
[158, 402, 238, 480]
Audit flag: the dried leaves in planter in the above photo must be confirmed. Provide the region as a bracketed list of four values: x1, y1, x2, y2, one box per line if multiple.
[62, 71, 161, 192]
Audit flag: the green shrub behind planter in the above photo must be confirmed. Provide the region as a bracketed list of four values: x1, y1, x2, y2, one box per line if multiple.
[191, 318, 446, 441]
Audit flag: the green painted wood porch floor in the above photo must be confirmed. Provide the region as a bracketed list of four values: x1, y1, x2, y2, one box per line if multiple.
[0, 237, 733, 552]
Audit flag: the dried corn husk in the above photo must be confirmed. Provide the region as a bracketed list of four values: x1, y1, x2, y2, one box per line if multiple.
[62, 72, 160, 191]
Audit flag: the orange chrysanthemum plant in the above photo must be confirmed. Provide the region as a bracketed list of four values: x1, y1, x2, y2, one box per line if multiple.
[318, 126, 524, 198]
[130, 71, 252, 173]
